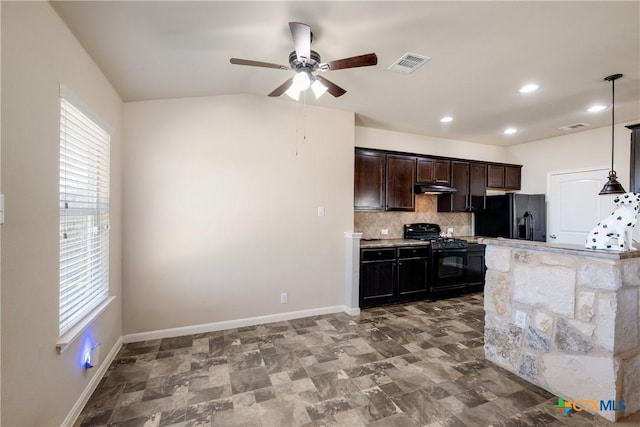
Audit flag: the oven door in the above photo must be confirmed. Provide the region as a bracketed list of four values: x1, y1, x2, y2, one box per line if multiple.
[431, 249, 468, 292]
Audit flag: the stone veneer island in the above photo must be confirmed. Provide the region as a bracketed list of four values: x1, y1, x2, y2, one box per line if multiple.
[483, 238, 640, 422]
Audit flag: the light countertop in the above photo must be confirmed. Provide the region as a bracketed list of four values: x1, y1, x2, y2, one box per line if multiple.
[483, 237, 640, 259]
[359, 236, 486, 248]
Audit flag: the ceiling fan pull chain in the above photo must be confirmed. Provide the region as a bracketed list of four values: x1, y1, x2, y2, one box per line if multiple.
[303, 91, 307, 147]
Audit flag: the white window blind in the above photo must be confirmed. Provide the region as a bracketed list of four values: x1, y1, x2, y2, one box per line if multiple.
[59, 97, 110, 336]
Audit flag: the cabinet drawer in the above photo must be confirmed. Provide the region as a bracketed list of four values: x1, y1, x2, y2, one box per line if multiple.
[361, 248, 396, 261]
[397, 247, 430, 258]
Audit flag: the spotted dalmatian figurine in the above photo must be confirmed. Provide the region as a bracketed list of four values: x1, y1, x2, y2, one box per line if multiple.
[585, 192, 640, 251]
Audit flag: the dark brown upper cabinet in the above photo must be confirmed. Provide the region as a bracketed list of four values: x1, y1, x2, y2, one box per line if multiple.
[438, 161, 486, 212]
[386, 154, 416, 211]
[487, 164, 522, 190]
[416, 158, 451, 185]
[628, 124, 640, 192]
[354, 149, 385, 211]
[354, 147, 522, 213]
[487, 164, 505, 188]
[504, 165, 522, 190]
[469, 163, 487, 210]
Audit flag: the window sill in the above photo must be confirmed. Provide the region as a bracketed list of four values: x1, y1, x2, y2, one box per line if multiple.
[56, 296, 116, 354]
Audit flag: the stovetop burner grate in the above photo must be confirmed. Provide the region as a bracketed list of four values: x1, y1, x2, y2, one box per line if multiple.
[403, 223, 468, 249]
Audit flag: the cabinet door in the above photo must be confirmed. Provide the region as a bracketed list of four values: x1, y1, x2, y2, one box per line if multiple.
[397, 257, 429, 299]
[416, 158, 435, 183]
[360, 260, 396, 307]
[434, 160, 451, 184]
[437, 161, 469, 212]
[451, 161, 470, 211]
[466, 244, 486, 291]
[469, 163, 487, 211]
[504, 165, 522, 190]
[386, 155, 416, 211]
[487, 164, 505, 188]
[354, 149, 385, 211]
[417, 158, 450, 185]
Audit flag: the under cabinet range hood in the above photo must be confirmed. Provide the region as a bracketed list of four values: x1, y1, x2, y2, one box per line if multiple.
[415, 184, 457, 194]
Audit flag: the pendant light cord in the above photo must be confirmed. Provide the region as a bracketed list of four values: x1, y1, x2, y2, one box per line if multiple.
[611, 76, 615, 172]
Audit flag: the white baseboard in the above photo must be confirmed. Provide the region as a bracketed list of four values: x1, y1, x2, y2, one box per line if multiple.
[344, 307, 361, 316]
[123, 305, 358, 343]
[61, 336, 123, 427]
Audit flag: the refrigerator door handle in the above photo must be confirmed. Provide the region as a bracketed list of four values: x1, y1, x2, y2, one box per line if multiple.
[524, 211, 534, 240]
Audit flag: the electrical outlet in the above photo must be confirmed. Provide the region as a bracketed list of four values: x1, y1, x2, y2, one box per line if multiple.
[515, 310, 527, 328]
[381, 228, 388, 235]
[280, 292, 288, 304]
[317, 207, 325, 217]
[447, 227, 454, 235]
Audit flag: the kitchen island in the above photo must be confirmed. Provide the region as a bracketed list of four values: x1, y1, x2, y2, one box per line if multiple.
[483, 238, 640, 422]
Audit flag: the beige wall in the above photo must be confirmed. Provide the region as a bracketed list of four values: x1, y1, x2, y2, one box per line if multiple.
[506, 122, 637, 194]
[356, 126, 509, 163]
[1, 3, 122, 426]
[122, 95, 354, 334]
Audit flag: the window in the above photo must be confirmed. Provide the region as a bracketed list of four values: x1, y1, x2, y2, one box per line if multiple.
[59, 97, 110, 336]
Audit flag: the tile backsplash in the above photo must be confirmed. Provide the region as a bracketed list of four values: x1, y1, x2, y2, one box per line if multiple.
[354, 194, 472, 239]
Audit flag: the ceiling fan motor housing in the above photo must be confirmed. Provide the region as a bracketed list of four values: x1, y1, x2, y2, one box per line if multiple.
[289, 50, 322, 71]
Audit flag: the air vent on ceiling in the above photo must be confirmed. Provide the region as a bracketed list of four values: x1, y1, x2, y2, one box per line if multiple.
[558, 123, 590, 131]
[388, 52, 431, 74]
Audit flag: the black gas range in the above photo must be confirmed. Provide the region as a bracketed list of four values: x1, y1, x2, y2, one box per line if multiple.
[403, 223, 469, 249]
[403, 223, 469, 296]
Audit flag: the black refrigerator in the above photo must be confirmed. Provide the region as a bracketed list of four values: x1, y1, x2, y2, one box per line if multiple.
[474, 193, 546, 241]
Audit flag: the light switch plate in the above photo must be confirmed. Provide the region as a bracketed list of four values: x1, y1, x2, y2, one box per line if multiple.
[317, 207, 325, 217]
[0, 194, 4, 224]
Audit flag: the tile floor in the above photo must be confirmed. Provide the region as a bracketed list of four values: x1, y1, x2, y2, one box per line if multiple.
[75, 294, 629, 426]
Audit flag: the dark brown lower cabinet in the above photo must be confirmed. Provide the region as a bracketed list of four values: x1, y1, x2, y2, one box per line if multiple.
[467, 243, 486, 292]
[360, 248, 396, 308]
[397, 247, 429, 301]
[360, 246, 429, 308]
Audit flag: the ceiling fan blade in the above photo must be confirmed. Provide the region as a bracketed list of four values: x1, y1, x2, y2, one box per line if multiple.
[230, 58, 289, 70]
[325, 53, 378, 71]
[268, 77, 294, 97]
[315, 75, 347, 97]
[289, 22, 311, 62]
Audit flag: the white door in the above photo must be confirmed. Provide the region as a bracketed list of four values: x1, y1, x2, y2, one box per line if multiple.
[548, 169, 614, 245]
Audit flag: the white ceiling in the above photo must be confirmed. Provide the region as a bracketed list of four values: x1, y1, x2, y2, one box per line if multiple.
[51, 1, 640, 146]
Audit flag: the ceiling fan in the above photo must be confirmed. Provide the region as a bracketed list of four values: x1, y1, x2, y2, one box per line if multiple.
[230, 22, 378, 100]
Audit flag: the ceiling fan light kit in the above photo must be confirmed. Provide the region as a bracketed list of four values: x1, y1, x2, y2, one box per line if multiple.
[230, 22, 377, 100]
[599, 73, 626, 196]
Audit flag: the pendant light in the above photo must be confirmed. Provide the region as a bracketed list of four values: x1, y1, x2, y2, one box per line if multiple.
[599, 73, 626, 195]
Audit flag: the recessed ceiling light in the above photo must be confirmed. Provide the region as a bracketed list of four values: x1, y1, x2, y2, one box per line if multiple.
[440, 116, 453, 123]
[503, 127, 518, 135]
[587, 104, 608, 113]
[519, 84, 539, 93]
